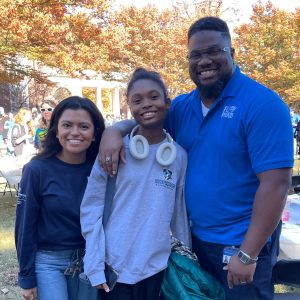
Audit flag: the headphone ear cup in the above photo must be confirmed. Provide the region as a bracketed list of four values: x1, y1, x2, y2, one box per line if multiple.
[129, 135, 149, 160]
[156, 142, 177, 166]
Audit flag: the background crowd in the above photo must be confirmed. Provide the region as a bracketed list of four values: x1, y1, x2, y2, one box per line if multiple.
[0, 104, 128, 165]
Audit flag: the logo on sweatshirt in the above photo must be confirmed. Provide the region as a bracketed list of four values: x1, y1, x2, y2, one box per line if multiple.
[17, 191, 26, 205]
[163, 169, 172, 180]
[154, 169, 175, 190]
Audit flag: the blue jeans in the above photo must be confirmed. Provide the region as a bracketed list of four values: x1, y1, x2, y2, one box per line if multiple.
[35, 249, 84, 300]
[192, 224, 281, 300]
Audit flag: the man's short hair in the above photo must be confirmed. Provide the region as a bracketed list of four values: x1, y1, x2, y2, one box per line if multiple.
[188, 16, 231, 42]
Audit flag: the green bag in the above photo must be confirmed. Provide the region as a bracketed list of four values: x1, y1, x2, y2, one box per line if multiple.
[161, 239, 225, 300]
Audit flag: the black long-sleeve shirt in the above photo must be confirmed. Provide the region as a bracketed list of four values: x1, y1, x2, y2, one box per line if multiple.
[15, 156, 93, 289]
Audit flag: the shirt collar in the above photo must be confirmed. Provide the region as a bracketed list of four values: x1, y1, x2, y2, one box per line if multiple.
[221, 65, 244, 99]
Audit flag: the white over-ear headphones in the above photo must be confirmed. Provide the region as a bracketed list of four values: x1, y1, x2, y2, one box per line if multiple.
[129, 125, 177, 166]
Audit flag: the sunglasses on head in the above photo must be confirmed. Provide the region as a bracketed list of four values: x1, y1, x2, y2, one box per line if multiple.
[41, 108, 53, 112]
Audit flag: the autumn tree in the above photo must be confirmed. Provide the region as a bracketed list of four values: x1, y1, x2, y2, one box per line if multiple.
[234, 1, 300, 105]
[0, 0, 239, 105]
[0, 0, 111, 82]
[0, 0, 114, 111]
[101, 5, 190, 97]
[8, 76, 57, 112]
[101, 0, 227, 98]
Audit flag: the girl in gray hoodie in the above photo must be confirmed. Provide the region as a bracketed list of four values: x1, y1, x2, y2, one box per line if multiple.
[80, 68, 191, 300]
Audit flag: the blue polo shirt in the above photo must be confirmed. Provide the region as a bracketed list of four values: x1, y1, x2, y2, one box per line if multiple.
[165, 66, 293, 245]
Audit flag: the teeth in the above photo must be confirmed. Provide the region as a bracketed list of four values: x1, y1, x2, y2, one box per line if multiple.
[200, 70, 215, 76]
[69, 140, 81, 144]
[143, 112, 155, 117]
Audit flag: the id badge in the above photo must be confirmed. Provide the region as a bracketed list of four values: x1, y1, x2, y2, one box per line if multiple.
[222, 246, 238, 264]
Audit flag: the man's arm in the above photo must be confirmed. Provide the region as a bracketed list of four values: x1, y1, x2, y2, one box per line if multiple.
[226, 168, 292, 288]
[99, 120, 135, 175]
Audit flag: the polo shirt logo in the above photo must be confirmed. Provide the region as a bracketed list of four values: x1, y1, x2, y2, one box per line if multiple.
[221, 106, 237, 119]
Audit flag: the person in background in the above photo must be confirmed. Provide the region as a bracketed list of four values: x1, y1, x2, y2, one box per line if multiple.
[34, 99, 56, 152]
[11, 108, 33, 161]
[105, 114, 113, 127]
[0, 110, 5, 145]
[98, 17, 293, 300]
[15, 96, 105, 300]
[31, 108, 40, 128]
[4, 112, 15, 156]
[81, 68, 190, 300]
[290, 109, 300, 155]
[294, 119, 300, 155]
[290, 109, 299, 134]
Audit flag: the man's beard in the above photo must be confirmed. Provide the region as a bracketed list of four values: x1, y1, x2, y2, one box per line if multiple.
[199, 79, 225, 100]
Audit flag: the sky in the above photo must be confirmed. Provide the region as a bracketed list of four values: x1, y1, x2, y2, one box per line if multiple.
[114, 0, 299, 31]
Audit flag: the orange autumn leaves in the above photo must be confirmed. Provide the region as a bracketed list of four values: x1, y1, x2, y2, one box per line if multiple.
[234, 1, 300, 104]
[0, 0, 299, 103]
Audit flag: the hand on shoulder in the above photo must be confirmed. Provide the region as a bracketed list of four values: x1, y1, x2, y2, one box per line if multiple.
[99, 126, 126, 176]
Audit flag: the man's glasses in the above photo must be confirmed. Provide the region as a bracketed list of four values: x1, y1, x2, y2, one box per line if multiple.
[187, 47, 231, 62]
[41, 108, 53, 112]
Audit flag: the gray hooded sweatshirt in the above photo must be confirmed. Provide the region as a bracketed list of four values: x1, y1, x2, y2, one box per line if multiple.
[80, 135, 191, 286]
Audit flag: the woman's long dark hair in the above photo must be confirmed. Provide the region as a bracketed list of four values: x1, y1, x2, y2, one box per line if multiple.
[34, 96, 105, 162]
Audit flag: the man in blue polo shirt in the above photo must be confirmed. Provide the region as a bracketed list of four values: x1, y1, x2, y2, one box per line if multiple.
[164, 16, 293, 300]
[99, 17, 293, 300]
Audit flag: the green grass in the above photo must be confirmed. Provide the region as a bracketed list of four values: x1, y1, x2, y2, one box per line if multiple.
[0, 251, 21, 300]
[0, 197, 16, 251]
[0, 193, 22, 300]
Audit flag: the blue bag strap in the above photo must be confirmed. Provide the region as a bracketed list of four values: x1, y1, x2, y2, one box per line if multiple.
[102, 175, 117, 229]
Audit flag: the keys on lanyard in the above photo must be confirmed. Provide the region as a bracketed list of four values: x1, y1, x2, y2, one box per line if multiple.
[64, 255, 84, 277]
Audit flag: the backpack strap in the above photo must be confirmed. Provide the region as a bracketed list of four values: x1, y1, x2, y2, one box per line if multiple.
[102, 175, 117, 229]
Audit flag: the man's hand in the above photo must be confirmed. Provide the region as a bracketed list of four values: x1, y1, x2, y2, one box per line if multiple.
[95, 282, 110, 293]
[99, 127, 126, 176]
[22, 287, 37, 300]
[223, 255, 256, 289]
